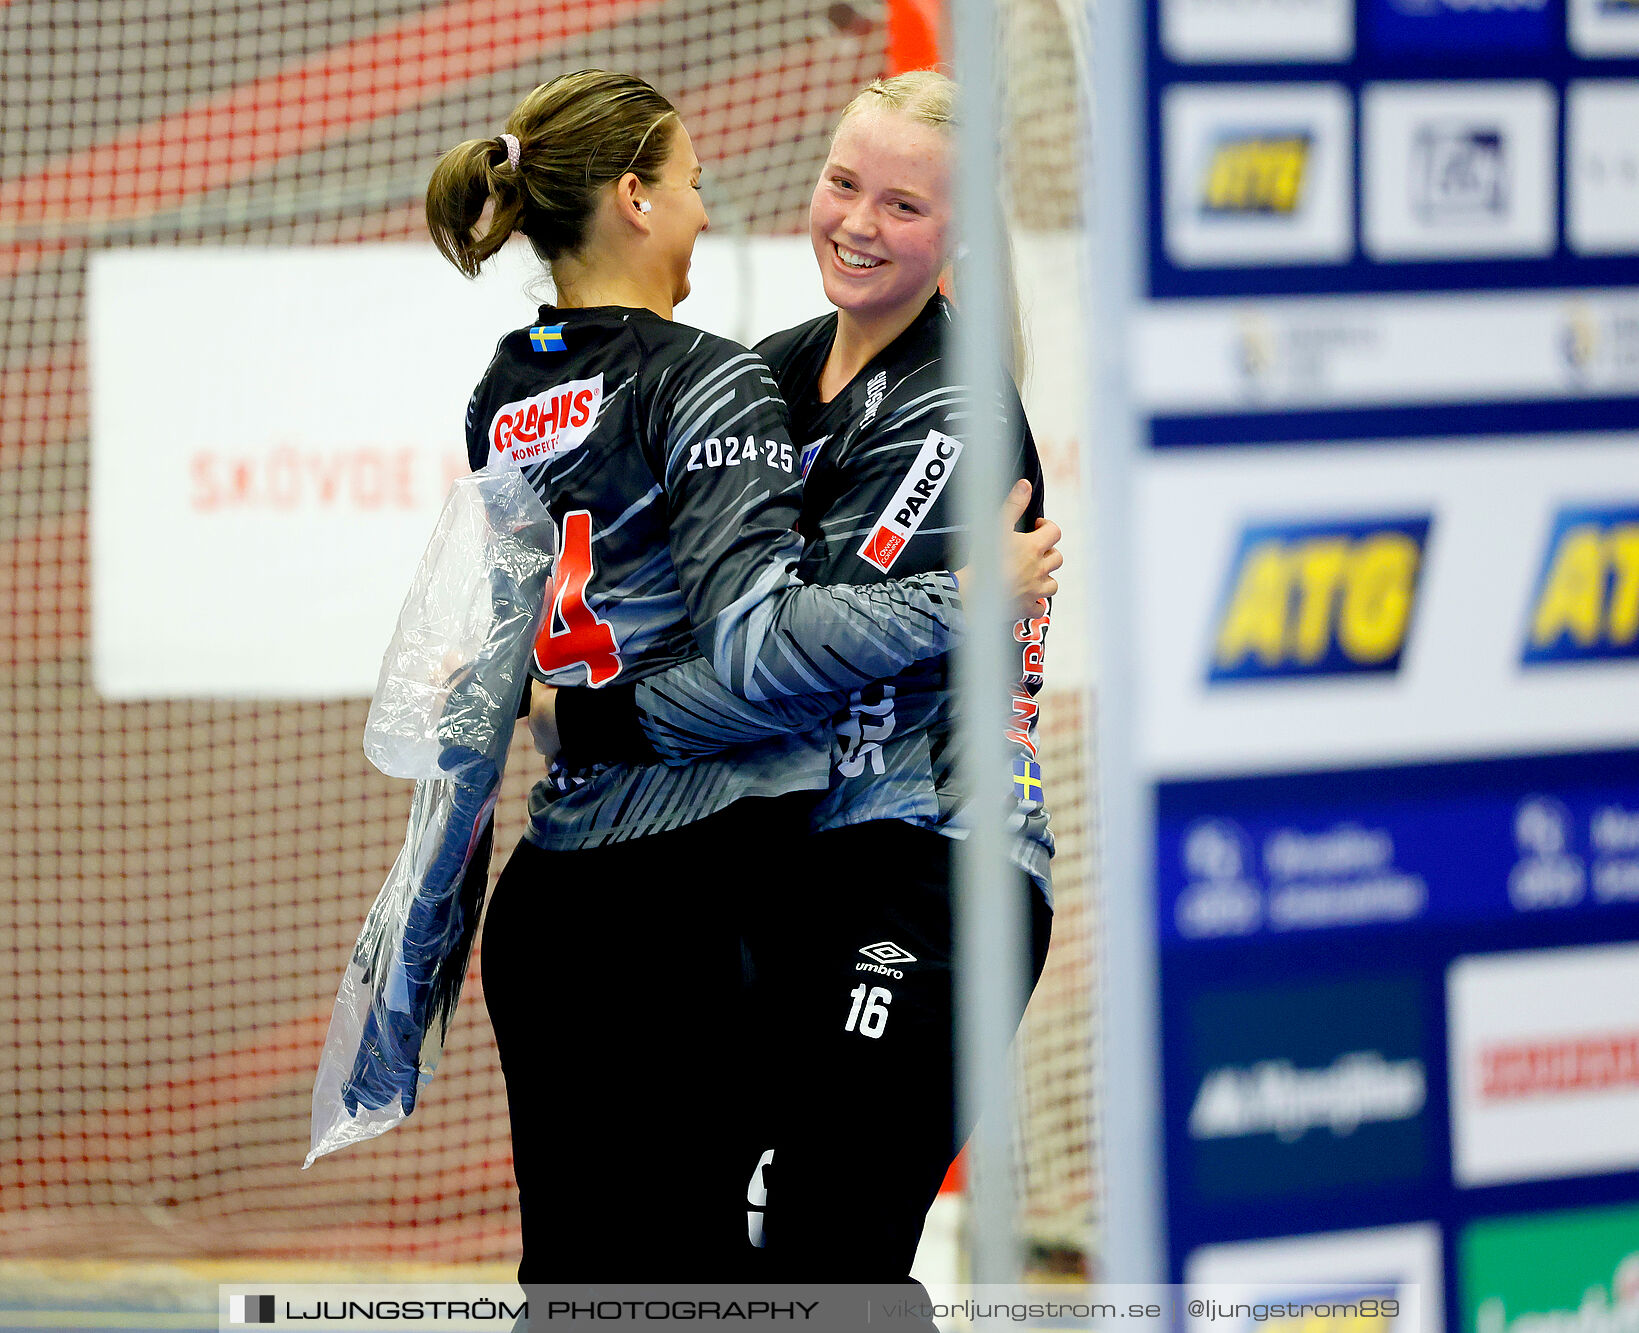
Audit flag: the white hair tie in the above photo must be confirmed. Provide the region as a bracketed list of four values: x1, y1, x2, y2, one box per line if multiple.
[499, 133, 521, 170]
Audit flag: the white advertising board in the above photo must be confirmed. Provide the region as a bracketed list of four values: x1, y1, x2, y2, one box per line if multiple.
[1362, 81, 1557, 261]
[1567, 81, 1639, 256]
[88, 241, 824, 698]
[1162, 83, 1354, 268]
[1136, 436, 1639, 776]
[1571, 0, 1639, 55]
[1449, 942, 1639, 1185]
[1162, 0, 1354, 63]
[1136, 288, 1639, 411]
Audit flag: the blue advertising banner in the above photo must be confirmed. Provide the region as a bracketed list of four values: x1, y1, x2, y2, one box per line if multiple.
[1159, 748, 1639, 945]
[1180, 974, 1432, 1201]
[1122, 0, 1639, 1310]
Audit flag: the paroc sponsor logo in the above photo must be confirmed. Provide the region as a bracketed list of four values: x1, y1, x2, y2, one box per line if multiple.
[1208, 516, 1431, 682]
[1522, 506, 1639, 665]
[856, 430, 963, 573]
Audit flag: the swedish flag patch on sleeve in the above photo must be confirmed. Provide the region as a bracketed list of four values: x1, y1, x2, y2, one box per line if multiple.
[529, 324, 566, 353]
[1012, 758, 1044, 807]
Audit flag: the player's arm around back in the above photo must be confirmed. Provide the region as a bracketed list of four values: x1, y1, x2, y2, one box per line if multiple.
[644, 333, 968, 702]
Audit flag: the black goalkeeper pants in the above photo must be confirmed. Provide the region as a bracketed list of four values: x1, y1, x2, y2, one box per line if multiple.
[481, 795, 812, 1283]
[744, 819, 1053, 1282]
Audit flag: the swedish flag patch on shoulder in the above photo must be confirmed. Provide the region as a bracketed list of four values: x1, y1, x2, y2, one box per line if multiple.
[529, 324, 566, 353]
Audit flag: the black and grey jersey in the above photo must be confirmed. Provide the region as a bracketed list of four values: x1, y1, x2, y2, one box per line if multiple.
[622, 295, 1055, 894]
[464, 304, 965, 849]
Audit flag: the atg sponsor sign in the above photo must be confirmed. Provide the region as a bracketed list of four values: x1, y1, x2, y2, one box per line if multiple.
[1460, 1201, 1639, 1333]
[1137, 441, 1639, 775]
[1449, 943, 1639, 1186]
[1183, 976, 1430, 1199]
[1164, 84, 1353, 268]
[1367, 0, 1553, 53]
[1523, 506, 1639, 665]
[1209, 516, 1430, 682]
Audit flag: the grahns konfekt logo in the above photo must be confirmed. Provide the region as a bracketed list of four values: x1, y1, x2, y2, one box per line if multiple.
[487, 373, 604, 467]
[229, 1294, 275, 1324]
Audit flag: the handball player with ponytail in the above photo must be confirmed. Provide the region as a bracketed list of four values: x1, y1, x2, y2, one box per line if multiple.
[423, 70, 1059, 1282]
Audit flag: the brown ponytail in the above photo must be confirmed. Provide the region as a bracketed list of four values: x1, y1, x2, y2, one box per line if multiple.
[426, 70, 679, 280]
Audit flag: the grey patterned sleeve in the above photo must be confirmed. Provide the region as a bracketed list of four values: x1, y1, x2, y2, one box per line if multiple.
[633, 657, 848, 763]
[652, 340, 966, 703]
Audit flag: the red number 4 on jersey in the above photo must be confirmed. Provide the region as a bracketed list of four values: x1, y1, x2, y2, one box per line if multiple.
[533, 509, 623, 686]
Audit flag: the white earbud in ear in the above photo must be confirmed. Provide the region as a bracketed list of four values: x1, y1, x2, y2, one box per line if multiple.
[637, 200, 652, 214]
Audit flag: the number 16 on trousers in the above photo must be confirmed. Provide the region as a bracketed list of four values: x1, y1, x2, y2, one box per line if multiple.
[845, 984, 893, 1038]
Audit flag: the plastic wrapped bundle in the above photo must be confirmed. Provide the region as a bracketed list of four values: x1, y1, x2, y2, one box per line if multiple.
[363, 468, 554, 786]
[306, 468, 553, 1166]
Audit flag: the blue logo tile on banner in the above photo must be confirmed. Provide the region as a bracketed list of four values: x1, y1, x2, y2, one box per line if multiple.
[1184, 975, 1430, 1201]
[1157, 748, 1639, 945]
[1367, 0, 1555, 53]
[1208, 516, 1431, 683]
[1524, 506, 1639, 665]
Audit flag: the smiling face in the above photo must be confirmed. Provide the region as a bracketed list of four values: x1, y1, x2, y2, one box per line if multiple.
[647, 120, 709, 305]
[809, 106, 952, 327]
